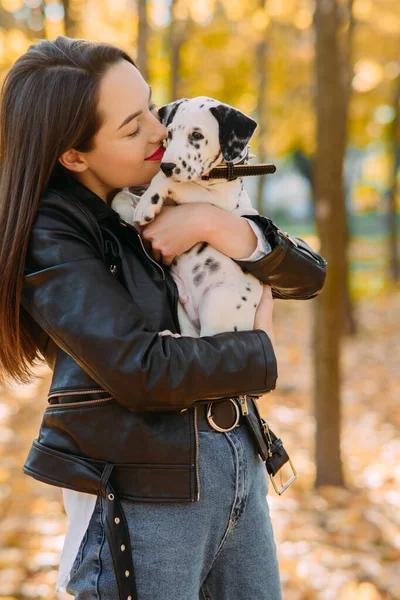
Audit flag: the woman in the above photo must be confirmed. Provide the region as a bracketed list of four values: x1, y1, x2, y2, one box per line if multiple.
[0, 37, 326, 599]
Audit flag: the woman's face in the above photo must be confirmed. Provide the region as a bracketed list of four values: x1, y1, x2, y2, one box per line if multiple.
[63, 59, 167, 202]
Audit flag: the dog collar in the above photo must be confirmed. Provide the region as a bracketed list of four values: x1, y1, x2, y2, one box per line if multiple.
[201, 162, 276, 181]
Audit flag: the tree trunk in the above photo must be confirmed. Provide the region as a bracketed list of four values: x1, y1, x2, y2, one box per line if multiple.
[168, 0, 191, 100]
[337, 0, 357, 336]
[388, 75, 400, 282]
[137, 0, 149, 81]
[313, 0, 346, 488]
[62, 0, 77, 38]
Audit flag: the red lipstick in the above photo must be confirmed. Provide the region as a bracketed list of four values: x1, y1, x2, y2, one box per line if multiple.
[145, 145, 166, 161]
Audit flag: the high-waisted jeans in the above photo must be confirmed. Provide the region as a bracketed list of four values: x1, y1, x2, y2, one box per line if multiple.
[66, 422, 282, 599]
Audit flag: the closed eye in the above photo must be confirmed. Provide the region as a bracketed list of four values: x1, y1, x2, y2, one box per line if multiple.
[127, 103, 159, 137]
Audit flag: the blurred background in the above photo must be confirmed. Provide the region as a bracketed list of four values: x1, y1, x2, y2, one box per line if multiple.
[0, 1, 399, 599]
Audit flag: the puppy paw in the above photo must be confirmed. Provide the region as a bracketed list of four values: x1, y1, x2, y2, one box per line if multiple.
[133, 192, 163, 225]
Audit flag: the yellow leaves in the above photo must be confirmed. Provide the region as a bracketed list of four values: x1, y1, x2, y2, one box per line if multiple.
[1, 0, 24, 12]
[188, 0, 215, 24]
[4, 28, 30, 62]
[219, 0, 245, 22]
[339, 582, 386, 600]
[353, 60, 384, 93]
[295, 6, 313, 30]
[251, 8, 270, 32]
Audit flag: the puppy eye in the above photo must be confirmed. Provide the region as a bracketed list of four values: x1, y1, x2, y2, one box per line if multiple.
[191, 131, 204, 140]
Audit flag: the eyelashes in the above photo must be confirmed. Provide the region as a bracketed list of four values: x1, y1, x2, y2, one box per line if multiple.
[127, 103, 158, 138]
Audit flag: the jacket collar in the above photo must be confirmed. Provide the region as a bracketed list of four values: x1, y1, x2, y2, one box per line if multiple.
[47, 163, 120, 223]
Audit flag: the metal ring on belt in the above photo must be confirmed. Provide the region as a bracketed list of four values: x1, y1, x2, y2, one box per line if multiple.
[206, 398, 240, 432]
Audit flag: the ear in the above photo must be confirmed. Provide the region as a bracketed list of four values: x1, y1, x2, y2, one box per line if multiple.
[157, 99, 189, 126]
[209, 104, 257, 162]
[58, 149, 88, 173]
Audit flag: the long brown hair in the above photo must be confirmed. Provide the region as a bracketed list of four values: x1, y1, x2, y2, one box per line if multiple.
[0, 36, 135, 385]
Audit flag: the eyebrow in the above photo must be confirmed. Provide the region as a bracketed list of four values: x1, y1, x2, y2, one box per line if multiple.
[117, 86, 153, 131]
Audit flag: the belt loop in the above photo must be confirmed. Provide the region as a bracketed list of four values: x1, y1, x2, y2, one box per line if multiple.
[100, 462, 114, 497]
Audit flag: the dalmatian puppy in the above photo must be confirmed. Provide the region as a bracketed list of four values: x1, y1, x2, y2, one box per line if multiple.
[111, 97, 264, 338]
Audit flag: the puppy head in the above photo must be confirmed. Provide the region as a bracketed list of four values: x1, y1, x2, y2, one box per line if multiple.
[157, 97, 257, 182]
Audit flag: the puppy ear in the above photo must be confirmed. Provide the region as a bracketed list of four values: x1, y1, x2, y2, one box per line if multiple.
[209, 104, 257, 162]
[157, 99, 188, 126]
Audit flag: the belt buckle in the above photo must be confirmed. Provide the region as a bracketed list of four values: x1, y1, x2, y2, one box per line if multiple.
[206, 398, 240, 432]
[269, 459, 297, 495]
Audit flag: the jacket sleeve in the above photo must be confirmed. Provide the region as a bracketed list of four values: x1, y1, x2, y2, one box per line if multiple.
[234, 214, 328, 300]
[21, 205, 277, 412]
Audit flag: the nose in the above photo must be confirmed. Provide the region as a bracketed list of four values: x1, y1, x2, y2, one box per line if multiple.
[160, 162, 176, 177]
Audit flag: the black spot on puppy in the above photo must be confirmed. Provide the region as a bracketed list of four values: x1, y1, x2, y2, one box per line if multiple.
[151, 194, 160, 204]
[236, 304, 241, 309]
[197, 242, 208, 254]
[182, 160, 187, 167]
[253, 303, 257, 308]
[239, 265, 249, 274]
[193, 272, 205, 286]
[246, 286, 251, 291]
[204, 257, 221, 273]
[200, 104, 204, 108]
[172, 258, 177, 265]
[242, 296, 247, 301]
[175, 167, 181, 174]
[192, 263, 201, 272]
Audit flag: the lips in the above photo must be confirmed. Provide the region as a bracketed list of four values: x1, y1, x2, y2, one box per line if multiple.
[144, 145, 166, 161]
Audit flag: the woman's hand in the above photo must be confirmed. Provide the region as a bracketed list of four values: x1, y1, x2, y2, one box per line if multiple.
[254, 285, 275, 346]
[140, 204, 210, 265]
[140, 202, 259, 265]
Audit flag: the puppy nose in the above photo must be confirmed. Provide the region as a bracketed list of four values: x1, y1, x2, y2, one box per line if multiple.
[160, 162, 176, 177]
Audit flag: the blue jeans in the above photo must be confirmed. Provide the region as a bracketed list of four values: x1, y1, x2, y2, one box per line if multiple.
[66, 423, 282, 599]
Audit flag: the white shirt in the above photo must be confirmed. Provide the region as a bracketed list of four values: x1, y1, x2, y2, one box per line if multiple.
[56, 218, 271, 592]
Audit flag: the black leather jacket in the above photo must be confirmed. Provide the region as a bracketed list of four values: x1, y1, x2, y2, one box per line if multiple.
[22, 166, 327, 502]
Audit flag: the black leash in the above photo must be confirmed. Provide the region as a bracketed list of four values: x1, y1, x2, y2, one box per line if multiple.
[201, 162, 276, 181]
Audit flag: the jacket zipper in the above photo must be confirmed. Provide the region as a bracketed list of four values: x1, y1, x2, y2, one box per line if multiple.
[195, 385, 275, 403]
[46, 397, 113, 410]
[48, 389, 106, 401]
[193, 406, 200, 501]
[119, 219, 166, 281]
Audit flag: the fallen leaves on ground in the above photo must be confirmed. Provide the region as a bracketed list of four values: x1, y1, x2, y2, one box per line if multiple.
[0, 290, 398, 599]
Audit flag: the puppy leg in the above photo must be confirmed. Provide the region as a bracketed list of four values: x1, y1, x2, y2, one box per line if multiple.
[133, 172, 172, 225]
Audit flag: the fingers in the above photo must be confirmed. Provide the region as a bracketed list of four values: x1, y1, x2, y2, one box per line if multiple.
[158, 330, 182, 337]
